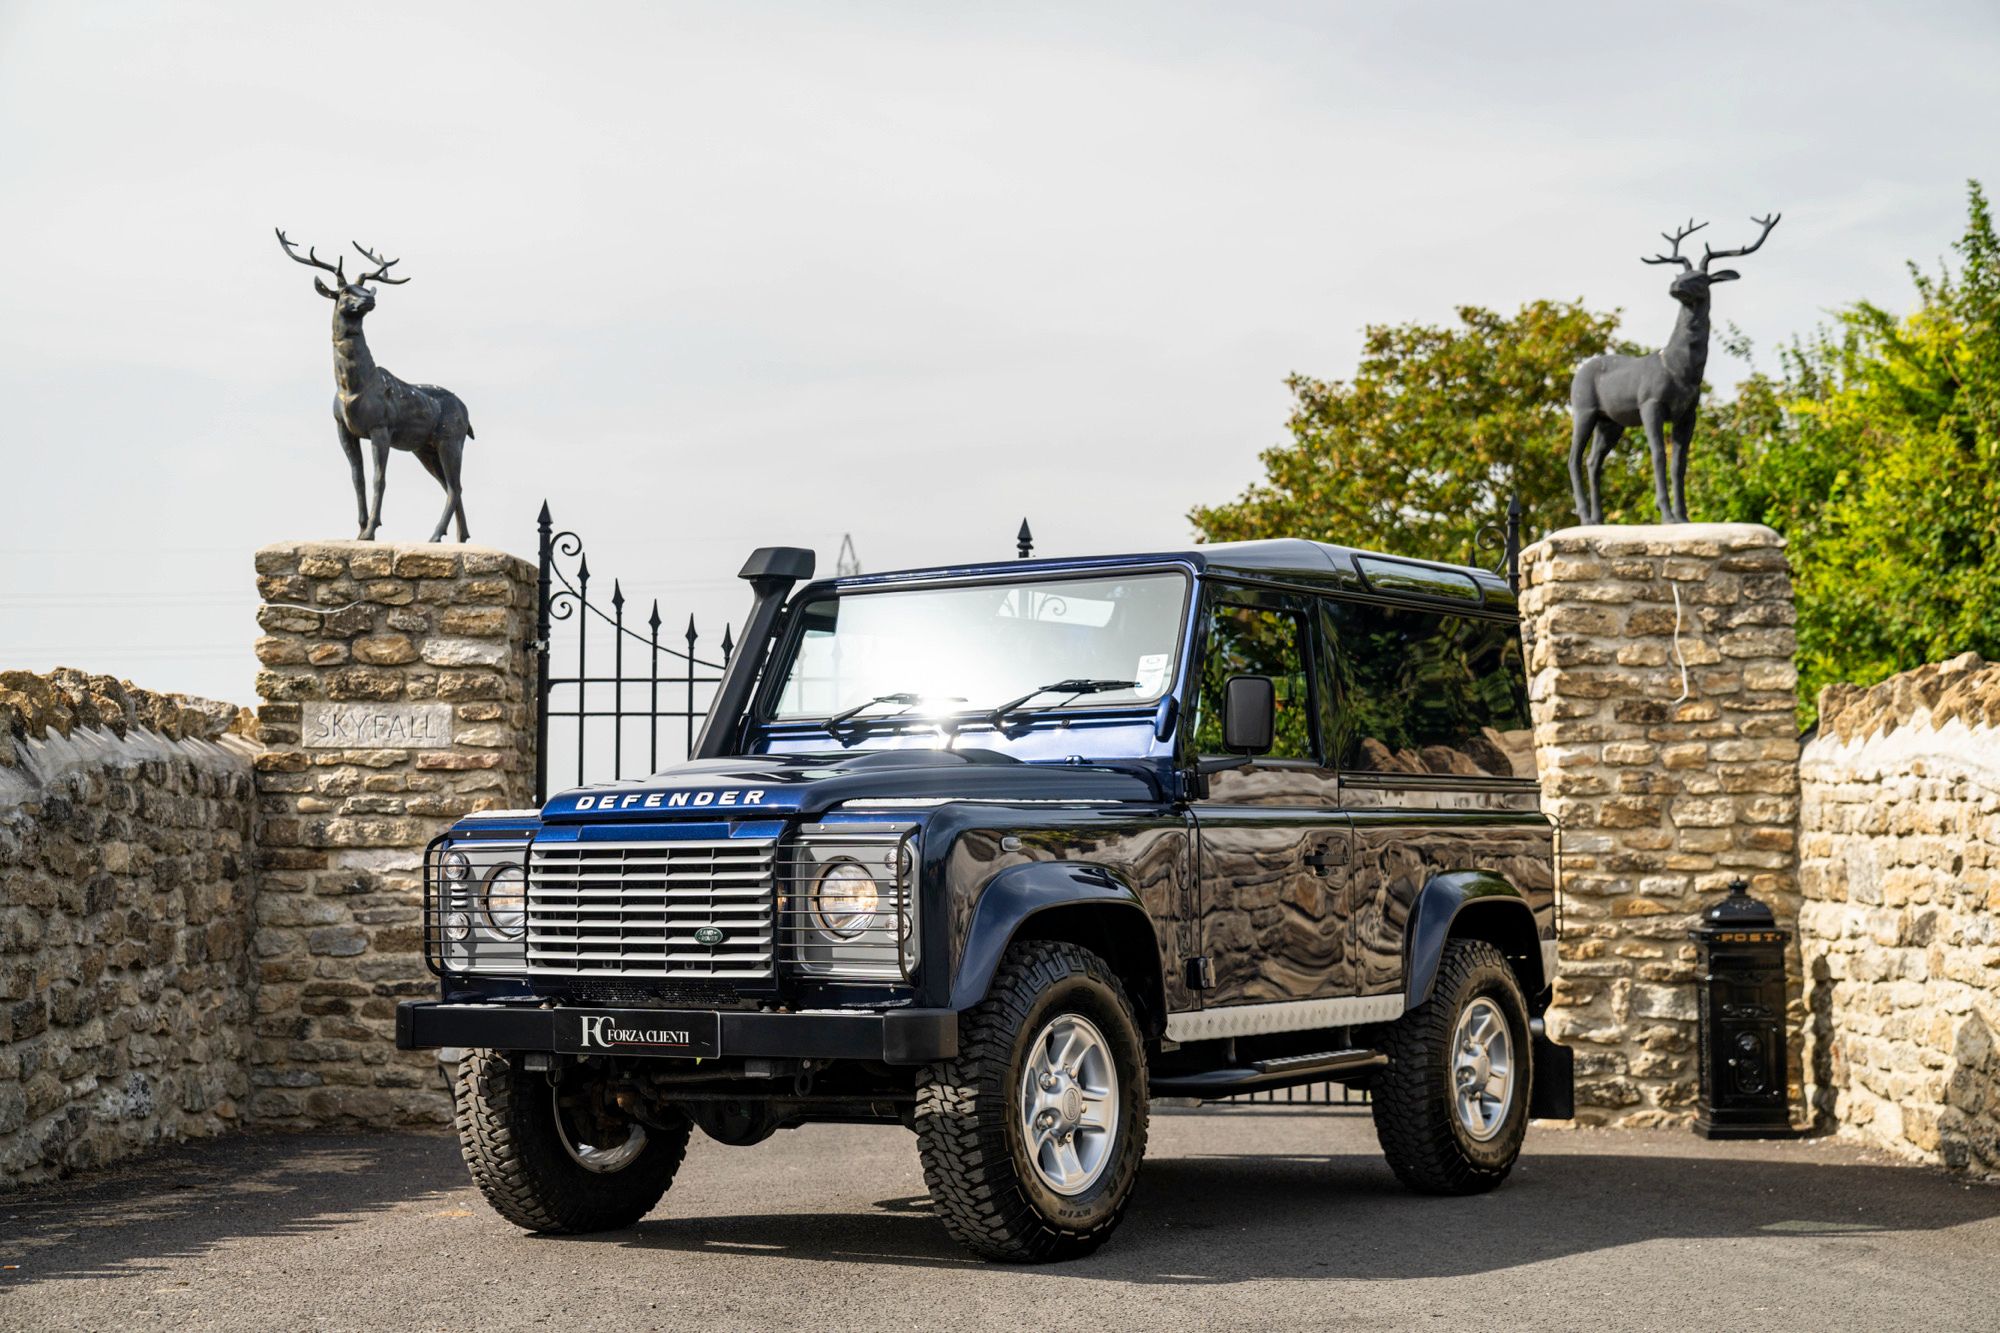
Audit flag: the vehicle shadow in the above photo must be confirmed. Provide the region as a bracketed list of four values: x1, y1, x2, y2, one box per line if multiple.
[0, 1132, 467, 1290]
[599, 1128, 2000, 1283]
[6, 1121, 1998, 1291]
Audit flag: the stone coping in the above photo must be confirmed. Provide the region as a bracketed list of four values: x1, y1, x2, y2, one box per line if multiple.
[0, 667, 253, 764]
[1523, 522, 1785, 560]
[253, 540, 534, 581]
[1816, 652, 2000, 744]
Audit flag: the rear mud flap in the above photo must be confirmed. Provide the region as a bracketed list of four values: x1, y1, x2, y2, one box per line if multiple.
[1530, 1031, 1575, 1120]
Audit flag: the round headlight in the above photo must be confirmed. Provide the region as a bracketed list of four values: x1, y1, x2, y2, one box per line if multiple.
[441, 850, 472, 882]
[482, 865, 526, 939]
[814, 859, 880, 939]
[443, 910, 471, 942]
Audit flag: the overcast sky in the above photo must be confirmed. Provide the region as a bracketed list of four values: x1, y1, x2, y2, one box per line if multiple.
[2, 0, 1996, 710]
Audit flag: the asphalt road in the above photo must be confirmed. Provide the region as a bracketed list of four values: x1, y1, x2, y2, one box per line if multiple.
[4, 1108, 1997, 1332]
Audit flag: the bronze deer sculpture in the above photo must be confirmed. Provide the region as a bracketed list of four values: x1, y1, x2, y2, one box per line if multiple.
[1568, 213, 1779, 524]
[276, 229, 473, 542]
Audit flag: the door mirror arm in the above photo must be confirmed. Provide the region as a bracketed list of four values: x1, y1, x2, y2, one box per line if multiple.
[1184, 754, 1252, 801]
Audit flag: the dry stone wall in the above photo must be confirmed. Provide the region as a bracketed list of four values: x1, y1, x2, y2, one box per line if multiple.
[0, 671, 258, 1186]
[1799, 653, 2000, 1176]
[1519, 523, 1802, 1126]
[250, 541, 536, 1129]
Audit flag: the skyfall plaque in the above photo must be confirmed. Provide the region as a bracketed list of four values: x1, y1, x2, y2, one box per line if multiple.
[302, 701, 453, 749]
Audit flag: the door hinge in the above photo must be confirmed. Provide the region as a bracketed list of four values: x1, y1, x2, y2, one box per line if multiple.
[1184, 956, 1216, 990]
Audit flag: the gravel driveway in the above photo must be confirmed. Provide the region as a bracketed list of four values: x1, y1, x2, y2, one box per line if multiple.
[4, 1107, 1996, 1331]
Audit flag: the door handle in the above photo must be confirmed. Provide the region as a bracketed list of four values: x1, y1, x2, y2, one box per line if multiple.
[1303, 847, 1340, 877]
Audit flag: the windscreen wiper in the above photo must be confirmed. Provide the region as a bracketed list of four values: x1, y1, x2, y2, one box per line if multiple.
[822, 692, 965, 739]
[984, 679, 1141, 729]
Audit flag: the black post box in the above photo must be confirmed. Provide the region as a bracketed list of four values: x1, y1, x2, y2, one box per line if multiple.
[1689, 878, 1797, 1138]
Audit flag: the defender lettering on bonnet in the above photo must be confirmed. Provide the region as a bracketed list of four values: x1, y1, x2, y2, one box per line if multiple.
[572, 789, 766, 811]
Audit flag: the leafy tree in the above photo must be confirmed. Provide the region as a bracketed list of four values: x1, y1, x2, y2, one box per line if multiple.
[1694, 181, 2000, 721]
[1199, 184, 2000, 727]
[1190, 301, 1652, 565]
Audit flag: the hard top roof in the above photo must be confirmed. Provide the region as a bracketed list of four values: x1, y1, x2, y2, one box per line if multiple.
[812, 538, 1518, 614]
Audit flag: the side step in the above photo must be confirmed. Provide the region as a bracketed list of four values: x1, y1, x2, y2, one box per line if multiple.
[1149, 1047, 1388, 1099]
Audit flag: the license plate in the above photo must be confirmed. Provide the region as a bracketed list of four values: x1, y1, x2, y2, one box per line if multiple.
[553, 1010, 721, 1058]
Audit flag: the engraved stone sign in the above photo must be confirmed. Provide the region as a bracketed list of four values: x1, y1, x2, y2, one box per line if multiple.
[301, 701, 453, 749]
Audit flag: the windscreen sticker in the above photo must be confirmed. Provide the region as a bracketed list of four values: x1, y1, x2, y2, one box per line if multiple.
[1135, 652, 1169, 694]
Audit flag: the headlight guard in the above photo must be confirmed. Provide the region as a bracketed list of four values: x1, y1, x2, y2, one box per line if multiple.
[784, 822, 919, 981]
[424, 828, 534, 976]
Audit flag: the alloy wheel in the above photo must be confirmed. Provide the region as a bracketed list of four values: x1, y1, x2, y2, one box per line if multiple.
[1017, 1013, 1120, 1196]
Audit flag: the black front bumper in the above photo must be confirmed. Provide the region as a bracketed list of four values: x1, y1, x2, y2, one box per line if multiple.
[395, 1000, 959, 1066]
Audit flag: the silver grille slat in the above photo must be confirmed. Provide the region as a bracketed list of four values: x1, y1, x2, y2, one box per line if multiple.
[529, 884, 770, 892]
[528, 837, 777, 980]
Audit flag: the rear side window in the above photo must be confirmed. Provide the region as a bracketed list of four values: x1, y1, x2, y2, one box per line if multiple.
[1192, 603, 1314, 760]
[1320, 600, 1533, 778]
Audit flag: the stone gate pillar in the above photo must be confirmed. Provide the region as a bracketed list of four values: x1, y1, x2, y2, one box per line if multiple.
[1518, 523, 1802, 1126]
[249, 541, 536, 1126]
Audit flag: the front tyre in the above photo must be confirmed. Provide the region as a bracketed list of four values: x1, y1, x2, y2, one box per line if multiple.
[1370, 938, 1532, 1195]
[452, 1049, 691, 1233]
[916, 940, 1149, 1262]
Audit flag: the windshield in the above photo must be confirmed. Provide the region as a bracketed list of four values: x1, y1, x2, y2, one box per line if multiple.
[765, 572, 1190, 723]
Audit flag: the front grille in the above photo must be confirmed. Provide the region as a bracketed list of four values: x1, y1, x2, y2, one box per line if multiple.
[526, 838, 777, 980]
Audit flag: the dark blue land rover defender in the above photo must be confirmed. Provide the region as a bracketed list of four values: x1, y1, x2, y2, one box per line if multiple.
[400, 540, 1571, 1262]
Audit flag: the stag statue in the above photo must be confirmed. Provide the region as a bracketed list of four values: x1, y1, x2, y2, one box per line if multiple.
[275, 229, 473, 542]
[1568, 213, 1780, 524]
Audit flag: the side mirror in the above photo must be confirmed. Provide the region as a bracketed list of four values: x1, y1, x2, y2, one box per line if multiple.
[1221, 674, 1275, 756]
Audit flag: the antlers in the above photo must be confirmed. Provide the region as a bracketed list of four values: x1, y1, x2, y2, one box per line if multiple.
[1641, 219, 1708, 271]
[276, 228, 415, 296]
[1639, 213, 1782, 274]
[351, 242, 410, 286]
[1701, 213, 1781, 271]
[276, 227, 346, 298]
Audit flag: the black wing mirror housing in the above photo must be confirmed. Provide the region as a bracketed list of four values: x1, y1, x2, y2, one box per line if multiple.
[1221, 674, 1276, 756]
[1186, 674, 1278, 799]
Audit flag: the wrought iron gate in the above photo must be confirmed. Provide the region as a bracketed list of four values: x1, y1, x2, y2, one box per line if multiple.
[533, 502, 733, 802]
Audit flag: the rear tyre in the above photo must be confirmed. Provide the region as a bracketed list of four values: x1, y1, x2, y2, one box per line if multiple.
[452, 1049, 690, 1232]
[1370, 938, 1531, 1195]
[916, 940, 1149, 1263]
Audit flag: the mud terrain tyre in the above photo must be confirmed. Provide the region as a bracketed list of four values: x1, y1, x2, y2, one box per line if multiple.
[1370, 938, 1532, 1195]
[452, 1049, 691, 1233]
[916, 940, 1150, 1263]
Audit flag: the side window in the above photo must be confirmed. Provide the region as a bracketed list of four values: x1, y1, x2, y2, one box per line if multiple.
[1192, 601, 1313, 760]
[1321, 600, 1533, 778]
